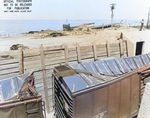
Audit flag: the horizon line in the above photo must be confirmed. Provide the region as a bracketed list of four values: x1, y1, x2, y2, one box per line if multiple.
[0, 19, 142, 21]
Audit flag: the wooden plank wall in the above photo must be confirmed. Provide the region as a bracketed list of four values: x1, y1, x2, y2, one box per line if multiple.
[0, 40, 128, 113]
[0, 50, 19, 80]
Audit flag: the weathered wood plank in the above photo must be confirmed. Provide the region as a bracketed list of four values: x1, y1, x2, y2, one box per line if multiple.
[97, 49, 107, 53]
[0, 68, 19, 75]
[97, 53, 108, 57]
[80, 47, 93, 53]
[45, 69, 53, 74]
[110, 50, 120, 53]
[0, 58, 18, 65]
[68, 57, 78, 62]
[23, 48, 40, 57]
[24, 64, 41, 71]
[24, 66, 41, 72]
[35, 76, 53, 85]
[43, 45, 64, 51]
[110, 47, 120, 51]
[68, 52, 77, 58]
[36, 86, 44, 93]
[68, 49, 78, 56]
[125, 40, 128, 57]
[76, 43, 81, 63]
[110, 51, 120, 54]
[119, 40, 123, 58]
[64, 44, 68, 65]
[96, 44, 106, 48]
[80, 51, 93, 56]
[109, 43, 119, 46]
[97, 51, 108, 55]
[93, 43, 98, 61]
[24, 68, 41, 73]
[68, 49, 76, 53]
[35, 79, 43, 85]
[48, 91, 53, 98]
[45, 58, 65, 66]
[44, 55, 65, 61]
[106, 41, 110, 57]
[81, 52, 94, 59]
[24, 61, 49, 71]
[96, 45, 107, 50]
[44, 54, 65, 60]
[23, 56, 40, 62]
[18, 48, 23, 74]
[68, 47, 76, 51]
[39, 45, 50, 113]
[35, 82, 44, 88]
[81, 54, 94, 60]
[80, 45, 92, 50]
[80, 50, 93, 55]
[0, 63, 18, 70]
[97, 51, 107, 55]
[109, 45, 119, 49]
[24, 59, 41, 66]
[35, 78, 53, 89]
[44, 50, 64, 56]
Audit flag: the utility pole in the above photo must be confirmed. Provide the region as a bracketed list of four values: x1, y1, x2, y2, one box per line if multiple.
[146, 7, 150, 28]
[110, 3, 116, 27]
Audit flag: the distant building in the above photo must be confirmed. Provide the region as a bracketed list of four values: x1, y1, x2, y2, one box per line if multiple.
[63, 24, 70, 31]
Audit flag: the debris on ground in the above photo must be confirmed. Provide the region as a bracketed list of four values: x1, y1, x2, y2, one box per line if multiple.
[10, 44, 29, 50]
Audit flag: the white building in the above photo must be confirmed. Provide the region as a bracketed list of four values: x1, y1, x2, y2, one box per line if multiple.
[121, 31, 150, 57]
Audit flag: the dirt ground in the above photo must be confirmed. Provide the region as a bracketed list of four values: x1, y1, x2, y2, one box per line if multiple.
[0, 26, 140, 52]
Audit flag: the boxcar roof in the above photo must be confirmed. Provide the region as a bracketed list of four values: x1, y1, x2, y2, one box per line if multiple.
[54, 53, 150, 96]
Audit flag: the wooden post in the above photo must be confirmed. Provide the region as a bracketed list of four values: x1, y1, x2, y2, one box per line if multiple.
[125, 40, 128, 57]
[18, 48, 24, 74]
[106, 41, 110, 57]
[64, 44, 68, 65]
[120, 32, 123, 39]
[76, 43, 81, 63]
[93, 42, 98, 61]
[119, 40, 123, 58]
[39, 45, 50, 113]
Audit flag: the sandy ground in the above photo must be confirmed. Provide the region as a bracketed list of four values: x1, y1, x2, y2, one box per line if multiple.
[0, 27, 140, 52]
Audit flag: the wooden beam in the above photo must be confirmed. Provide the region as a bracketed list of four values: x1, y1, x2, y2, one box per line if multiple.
[0, 58, 18, 65]
[119, 40, 123, 58]
[18, 48, 24, 74]
[76, 43, 81, 63]
[64, 44, 68, 65]
[43, 45, 64, 51]
[0, 68, 19, 75]
[106, 41, 110, 57]
[120, 32, 123, 39]
[0, 63, 18, 70]
[93, 42, 98, 61]
[39, 45, 50, 113]
[125, 40, 129, 57]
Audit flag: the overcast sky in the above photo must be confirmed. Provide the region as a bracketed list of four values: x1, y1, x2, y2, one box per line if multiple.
[0, 0, 150, 20]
